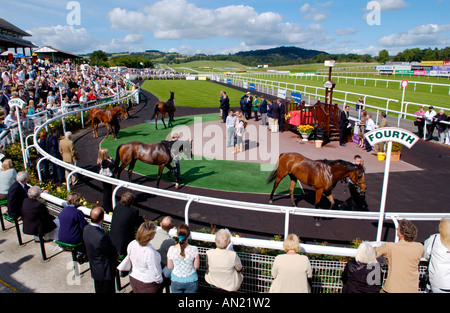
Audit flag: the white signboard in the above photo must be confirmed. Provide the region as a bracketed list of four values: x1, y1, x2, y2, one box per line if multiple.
[8, 98, 26, 109]
[364, 127, 419, 149]
[277, 89, 287, 99]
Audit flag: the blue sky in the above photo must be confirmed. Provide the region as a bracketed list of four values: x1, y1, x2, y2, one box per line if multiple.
[1, 0, 449, 56]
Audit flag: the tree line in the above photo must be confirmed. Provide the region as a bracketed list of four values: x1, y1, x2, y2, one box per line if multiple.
[86, 46, 450, 69]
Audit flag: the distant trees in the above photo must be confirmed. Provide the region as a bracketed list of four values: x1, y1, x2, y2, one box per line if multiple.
[89, 50, 109, 67]
[377, 49, 390, 64]
[109, 55, 153, 68]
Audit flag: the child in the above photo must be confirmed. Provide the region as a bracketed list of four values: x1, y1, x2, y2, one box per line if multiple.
[226, 109, 236, 147]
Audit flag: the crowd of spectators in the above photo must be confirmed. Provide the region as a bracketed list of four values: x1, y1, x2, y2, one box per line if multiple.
[0, 57, 131, 148]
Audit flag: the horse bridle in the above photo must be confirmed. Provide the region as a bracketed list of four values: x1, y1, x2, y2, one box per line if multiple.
[352, 167, 366, 195]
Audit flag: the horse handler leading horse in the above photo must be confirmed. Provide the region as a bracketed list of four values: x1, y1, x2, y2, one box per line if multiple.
[267, 153, 366, 225]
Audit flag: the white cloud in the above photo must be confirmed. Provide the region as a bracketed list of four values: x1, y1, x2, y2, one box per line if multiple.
[377, 0, 409, 11]
[300, 1, 332, 21]
[107, 0, 332, 51]
[27, 25, 94, 54]
[335, 28, 358, 36]
[378, 24, 450, 47]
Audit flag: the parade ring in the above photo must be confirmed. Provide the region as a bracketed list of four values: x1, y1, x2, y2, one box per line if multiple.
[48, 85, 449, 248]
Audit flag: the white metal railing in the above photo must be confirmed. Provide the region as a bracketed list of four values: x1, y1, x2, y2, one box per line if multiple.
[27, 86, 449, 259]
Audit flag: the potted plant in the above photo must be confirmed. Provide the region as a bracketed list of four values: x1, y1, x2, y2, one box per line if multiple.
[390, 142, 402, 161]
[297, 125, 314, 141]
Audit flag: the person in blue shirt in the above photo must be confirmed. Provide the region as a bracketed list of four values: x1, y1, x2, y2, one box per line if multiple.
[58, 192, 88, 261]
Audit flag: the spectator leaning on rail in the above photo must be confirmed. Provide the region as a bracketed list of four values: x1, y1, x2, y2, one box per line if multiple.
[269, 234, 312, 293]
[126, 220, 163, 293]
[424, 106, 437, 141]
[109, 191, 145, 257]
[151, 216, 176, 293]
[423, 217, 450, 293]
[167, 223, 200, 293]
[433, 109, 447, 144]
[413, 106, 426, 139]
[375, 219, 424, 293]
[341, 242, 381, 293]
[205, 228, 243, 292]
[57, 192, 88, 262]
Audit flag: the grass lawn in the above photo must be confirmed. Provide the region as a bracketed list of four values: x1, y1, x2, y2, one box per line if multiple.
[142, 80, 249, 109]
[101, 113, 298, 195]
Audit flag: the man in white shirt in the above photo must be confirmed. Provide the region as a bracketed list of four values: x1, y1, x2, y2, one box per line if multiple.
[424, 106, 437, 141]
[364, 113, 376, 152]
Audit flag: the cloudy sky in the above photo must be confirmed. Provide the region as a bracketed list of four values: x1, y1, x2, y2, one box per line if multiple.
[1, 0, 449, 56]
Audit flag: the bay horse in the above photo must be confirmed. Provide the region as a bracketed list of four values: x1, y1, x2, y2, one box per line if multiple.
[150, 91, 176, 129]
[114, 140, 192, 189]
[267, 153, 366, 210]
[86, 105, 128, 139]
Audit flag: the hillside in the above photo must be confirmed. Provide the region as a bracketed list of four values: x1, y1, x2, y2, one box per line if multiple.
[234, 46, 327, 65]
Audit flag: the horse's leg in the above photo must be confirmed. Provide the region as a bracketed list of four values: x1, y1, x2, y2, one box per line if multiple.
[155, 112, 158, 130]
[161, 115, 167, 129]
[156, 164, 164, 188]
[127, 159, 137, 181]
[314, 189, 325, 226]
[324, 191, 335, 210]
[104, 122, 111, 139]
[288, 174, 297, 207]
[269, 174, 285, 204]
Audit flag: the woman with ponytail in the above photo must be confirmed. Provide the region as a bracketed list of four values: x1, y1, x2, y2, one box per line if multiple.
[167, 223, 199, 293]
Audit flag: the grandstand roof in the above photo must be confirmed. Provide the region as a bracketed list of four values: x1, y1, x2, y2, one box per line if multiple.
[33, 46, 83, 60]
[0, 18, 36, 50]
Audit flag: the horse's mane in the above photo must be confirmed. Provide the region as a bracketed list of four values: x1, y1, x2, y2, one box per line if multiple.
[319, 159, 364, 173]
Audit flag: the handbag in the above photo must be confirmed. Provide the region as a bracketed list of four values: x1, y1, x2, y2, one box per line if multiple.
[117, 254, 132, 272]
[99, 167, 113, 177]
[419, 234, 437, 292]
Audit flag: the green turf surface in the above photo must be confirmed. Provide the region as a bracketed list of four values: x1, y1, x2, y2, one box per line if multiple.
[141, 80, 249, 109]
[101, 113, 299, 195]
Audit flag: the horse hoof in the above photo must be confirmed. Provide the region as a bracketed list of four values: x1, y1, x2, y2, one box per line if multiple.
[269, 200, 273, 204]
[175, 183, 179, 189]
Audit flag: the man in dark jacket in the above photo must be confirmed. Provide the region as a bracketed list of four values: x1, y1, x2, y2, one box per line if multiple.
[21, 186, 57, 241]
[219, 91, 230, 123]
[339, 105, 350, 146]
[46, 128, 64, 183]
[83, 206, 118, 293]
[0, 88, 10, 116]
[268, 99, 280, 132]
[109, 192, 144, 256]
[7, 171, 29, 221]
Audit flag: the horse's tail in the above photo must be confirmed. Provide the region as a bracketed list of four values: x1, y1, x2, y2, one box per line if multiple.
[266, 153, 284, 184]
[114, 144, 123, 170]
[85, 114, 92, 126]
[150, 103, 160, 120]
